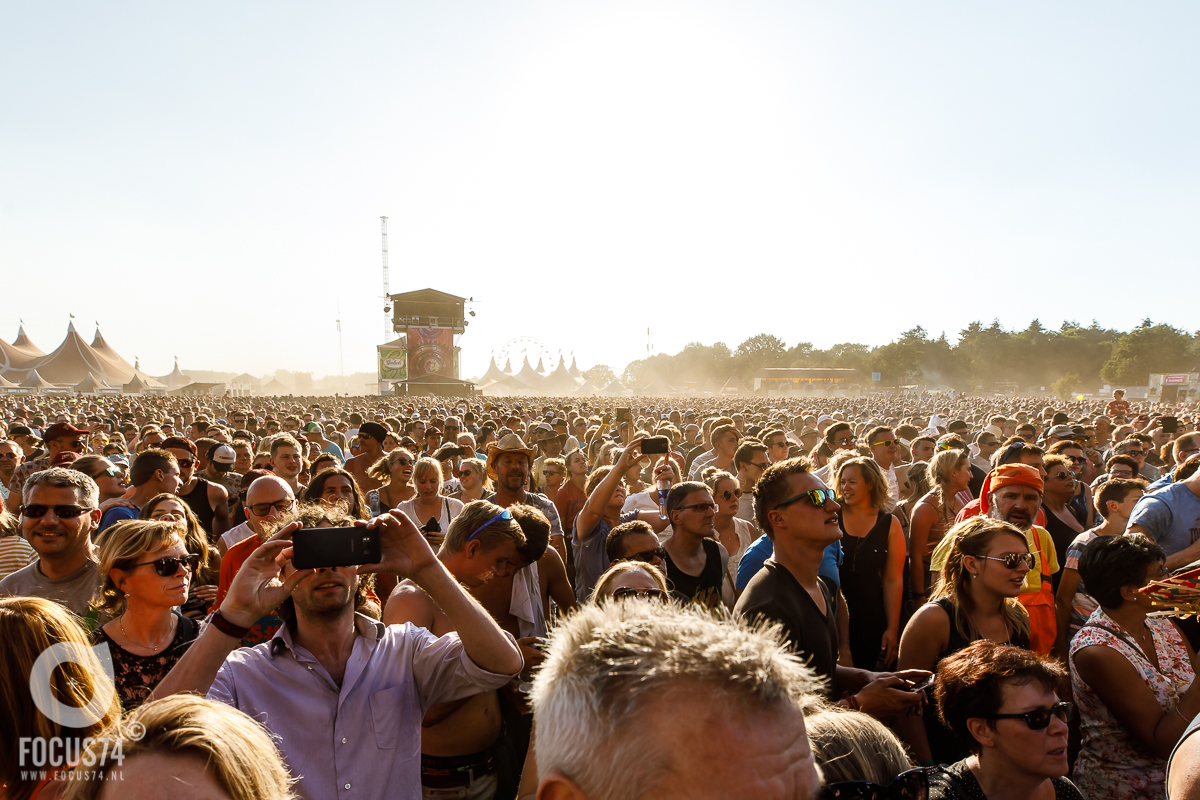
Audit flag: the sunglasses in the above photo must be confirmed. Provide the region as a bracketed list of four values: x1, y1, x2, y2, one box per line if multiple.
[1067, 455, 1087, 464]
[936, 441, 960, 451]
[176, 458, 195, 469]
[467, 508, 513, 542]
[978, 552, 1036, 570]
[720, 488, 743, 500]
[611, 587, 667, 601]
[773, 488, 837, 511]
[21, 504, 93, 518]
[247, 499, 295, 516]
[822, 766, 934, 800]
[677, 502, 718, 513]
[91, 466, 124, 479]
[835, 437, 856, 446]
[870, 439, 898, 448]
[393, 457, 413, 467]
[543, 470, 562, 477]
[1049, 472, 1074, 481]
[131, 553, 200, 577]
[65, 439, 87, 450]
[622, 547, 667, 564]
[985, 701, 1072, 730]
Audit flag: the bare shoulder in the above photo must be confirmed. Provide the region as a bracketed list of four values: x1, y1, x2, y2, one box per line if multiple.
[383, 579, 436, 628]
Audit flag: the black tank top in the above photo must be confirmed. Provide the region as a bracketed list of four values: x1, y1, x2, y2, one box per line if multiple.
[664, 538, 724, 609]
[180, 478, 217, 540]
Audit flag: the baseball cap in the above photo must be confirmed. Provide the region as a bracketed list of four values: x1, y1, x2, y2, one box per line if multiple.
[43, 422, 88, 441]
[7, 425, 34, 438]
[208, 444, 237, 472]
[1047, 425, 1075, 439]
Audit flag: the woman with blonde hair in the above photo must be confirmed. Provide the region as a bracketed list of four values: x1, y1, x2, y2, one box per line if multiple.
[703, 468, 756, 606]
[834, 456, 906, 669]
[0, 596, 121, 800]
[63, 695, 297, 800]
[396, 457, 463, 548]
[92, 520, 201, 709]
[452, 457, 491, 503]
[896, 517, 1033, 766]
[908, 448, 973, 604]
[590, 560, 669, 603]
[139, 493, 219, 616]
[366, 447, 416, 513]
[805, 707, 917, 787]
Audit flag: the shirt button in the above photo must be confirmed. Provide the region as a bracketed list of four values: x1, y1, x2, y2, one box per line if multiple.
[345, 784, 351, 790]
[341, 737, 347, 743]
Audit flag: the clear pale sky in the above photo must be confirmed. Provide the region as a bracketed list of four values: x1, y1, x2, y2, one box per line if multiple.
[3, 2, 1197, 381]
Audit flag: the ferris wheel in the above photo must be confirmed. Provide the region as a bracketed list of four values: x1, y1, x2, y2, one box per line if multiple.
[495, 337, 557, 369]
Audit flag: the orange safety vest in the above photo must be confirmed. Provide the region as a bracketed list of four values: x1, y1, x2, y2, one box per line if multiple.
[1017, 528, 1055, 655]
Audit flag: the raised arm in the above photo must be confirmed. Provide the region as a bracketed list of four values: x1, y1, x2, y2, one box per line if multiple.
[576, 436, 646, 542]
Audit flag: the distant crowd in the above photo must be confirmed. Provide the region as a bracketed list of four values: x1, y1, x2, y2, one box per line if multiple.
[3, 388, 1200, 799]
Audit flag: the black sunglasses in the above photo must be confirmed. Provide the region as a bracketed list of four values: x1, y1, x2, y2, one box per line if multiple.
[612, 587, 667, 601]
[985, 701, 1072, 730]
[622, 547, 666, 564]
[131, 553, 200, 577]
[820, 765, 934, 800]
[21, 504, 93, 518]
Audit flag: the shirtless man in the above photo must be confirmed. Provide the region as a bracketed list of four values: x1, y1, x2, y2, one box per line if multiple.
[383, 501, 527, 800]
[344, 421, 388, 493]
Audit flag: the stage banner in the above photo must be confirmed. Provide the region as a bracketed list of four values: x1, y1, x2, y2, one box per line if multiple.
[406, 327, 454, 378]
[379, 348, 407, 381]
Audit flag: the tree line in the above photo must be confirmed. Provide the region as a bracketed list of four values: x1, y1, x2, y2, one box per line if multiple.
[580, 319, 1200, 395]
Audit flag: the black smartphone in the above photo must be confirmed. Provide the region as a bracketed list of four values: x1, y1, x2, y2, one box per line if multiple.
[1163, 416, 1179, 435]
[292, 527, 381, 569]
[641, 436, 670, 455]
[616, 407, 630, 424]
[907, 675, 935, 693]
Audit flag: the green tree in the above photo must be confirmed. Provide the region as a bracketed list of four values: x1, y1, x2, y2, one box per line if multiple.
[1100, 320, 1195, 384]
[582, 364, 616, 387]
[1051, 373, 1082, 401]
[734, 334, 787, 378]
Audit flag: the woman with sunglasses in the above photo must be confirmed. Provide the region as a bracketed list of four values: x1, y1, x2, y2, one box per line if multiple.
[92, 519, 202, 709]
[366, 448, 416, 514]
[590, 560, 669, 603]
[703, 468, 756, 606]
[928, 640, 1081, 799]
[897, 518, 1032, 766]
[1039, 455, 1085, 593]
[451, 456, 491, 503]
[834, 456, 906, 670]
[71, 454, 129, 504]
[1071, 533, 1199, 799]
[139, 494, 219, 618]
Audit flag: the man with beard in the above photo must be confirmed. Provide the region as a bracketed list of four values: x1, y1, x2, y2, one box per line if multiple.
[484, 434, 567, 565]
[0, 467, 102, 618]
[150, 504, 522, 800]
[384, 501, 527, 800]
[931, 463, 1059, 654]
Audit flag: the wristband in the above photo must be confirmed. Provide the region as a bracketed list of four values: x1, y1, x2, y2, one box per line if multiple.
[210, 610, 251, 640]
[841, 691, 861, 711]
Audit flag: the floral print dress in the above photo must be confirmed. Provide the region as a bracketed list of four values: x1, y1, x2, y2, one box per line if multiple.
[1070, 607, 1194, 800]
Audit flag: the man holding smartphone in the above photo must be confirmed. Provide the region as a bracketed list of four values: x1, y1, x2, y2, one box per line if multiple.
[150, 508, 523, 800]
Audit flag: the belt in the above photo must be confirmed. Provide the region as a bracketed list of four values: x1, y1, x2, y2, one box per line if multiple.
[421, 753, 495, 789]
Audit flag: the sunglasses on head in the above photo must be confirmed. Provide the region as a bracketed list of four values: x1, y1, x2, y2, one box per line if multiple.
[611, 587, 667, 601]
[773, 488, 836, 511]
[985, 701, 1072, 730]
[466, 508, 513, 542]
[21, 504, 93, 519]
[720, 488, 743, 500]
[132, 553, 200, 577]
[622, 547, 667, 564]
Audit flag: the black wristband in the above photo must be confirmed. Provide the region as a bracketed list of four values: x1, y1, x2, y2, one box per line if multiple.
[210, 610, 251, 639]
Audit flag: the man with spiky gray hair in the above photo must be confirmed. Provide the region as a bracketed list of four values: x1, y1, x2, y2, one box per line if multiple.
[529, 601, 824, 800]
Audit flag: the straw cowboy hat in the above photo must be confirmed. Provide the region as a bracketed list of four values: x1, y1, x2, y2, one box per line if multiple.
[486, 433, 536, 479]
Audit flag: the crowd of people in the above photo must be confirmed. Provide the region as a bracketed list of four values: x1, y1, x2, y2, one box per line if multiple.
[2, 387, 1200, 799]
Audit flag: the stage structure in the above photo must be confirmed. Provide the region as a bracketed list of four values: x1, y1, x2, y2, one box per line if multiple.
[379, 288, 475, 397]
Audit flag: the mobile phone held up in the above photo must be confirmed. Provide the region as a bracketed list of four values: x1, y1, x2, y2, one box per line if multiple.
[292, 527, 382, 570]
[615, 407, 631, 424]
[641, 436, 670, 455]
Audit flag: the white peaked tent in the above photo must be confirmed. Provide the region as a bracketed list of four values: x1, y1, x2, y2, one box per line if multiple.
[513, 357, 546, 390]
[639, 376, 677, 395]
[599, 380, 632, 396]
[12, 325, 44, 358]
[155, 358, 193, 390]
[475, 356, 511, 391]
[29, 322, 110, 385]
[20, 369, 58, 391]
[722, 375, 750, 395]
[568, 357, 582, 380]
[74, 373, 114, 394]
[574, 379, 598, 394]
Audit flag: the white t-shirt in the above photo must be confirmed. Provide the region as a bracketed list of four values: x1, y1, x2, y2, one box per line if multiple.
[220, 520, 256, 553]
[397, 497, 464, 532]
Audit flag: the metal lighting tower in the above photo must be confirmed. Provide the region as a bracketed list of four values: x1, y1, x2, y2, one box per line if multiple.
[380, 215, 391, 340]
[336, 299, 345, 378]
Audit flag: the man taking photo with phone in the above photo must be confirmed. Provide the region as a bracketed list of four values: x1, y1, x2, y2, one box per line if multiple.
[150, 506, 523, 800]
